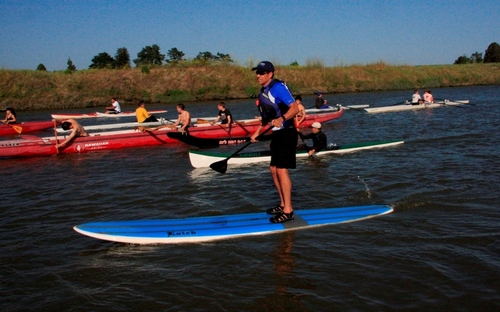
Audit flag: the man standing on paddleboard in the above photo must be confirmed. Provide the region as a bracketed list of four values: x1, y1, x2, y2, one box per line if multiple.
[250, 61, 299, 223]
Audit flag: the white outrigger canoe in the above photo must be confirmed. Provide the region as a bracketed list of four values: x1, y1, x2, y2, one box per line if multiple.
[306, 104, 369, 113]
[189, 140, 404, 168]
[56, 116, 218, 133]
[364, 100, 469, 113]
[51, 110, 168, 119]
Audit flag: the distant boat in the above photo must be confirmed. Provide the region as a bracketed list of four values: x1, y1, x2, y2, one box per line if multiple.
[364, 100, 469, 113]
[0, 121, 53, 136]
[189, 140, 404, 168]
[1, 110, 344, 158]
[51, 110, 167, 119]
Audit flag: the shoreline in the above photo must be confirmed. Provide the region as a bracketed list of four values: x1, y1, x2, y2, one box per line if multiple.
[1, 63, 499, 111]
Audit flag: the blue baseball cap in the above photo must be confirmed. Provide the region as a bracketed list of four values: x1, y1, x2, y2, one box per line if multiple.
[252, 61, 275, 72]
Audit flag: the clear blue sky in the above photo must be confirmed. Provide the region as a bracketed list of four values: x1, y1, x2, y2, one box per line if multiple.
[1, 0, 498, 71]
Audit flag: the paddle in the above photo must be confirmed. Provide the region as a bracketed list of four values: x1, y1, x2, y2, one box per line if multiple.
[197, 118, 210, 124]
[200, 118, 251, 135]
[53, 120, 59, 154]
[210, 126, 273, 174]
[434, 98, 469, 107]
[9, 124, 23, 134]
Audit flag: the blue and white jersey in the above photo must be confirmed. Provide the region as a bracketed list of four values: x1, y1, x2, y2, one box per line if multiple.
[257, 79, 295, 129]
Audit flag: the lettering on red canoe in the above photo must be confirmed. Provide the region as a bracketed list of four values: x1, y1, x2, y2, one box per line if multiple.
[74, 141, 110, 152]
[218, 139, 247, 145]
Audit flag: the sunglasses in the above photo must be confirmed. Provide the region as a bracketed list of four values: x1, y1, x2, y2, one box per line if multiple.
[256, 71, 268, 75]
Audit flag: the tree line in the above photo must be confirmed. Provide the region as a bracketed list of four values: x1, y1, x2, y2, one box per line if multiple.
[454, 42, 500, 64]
[36, 44, 233, 71]
[35, 41, 500, 71]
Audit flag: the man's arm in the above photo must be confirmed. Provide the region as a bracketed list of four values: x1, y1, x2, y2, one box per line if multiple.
[211, 114, 220, 125]
[250, 124, 263, 142]
[57, 128, 77, 148]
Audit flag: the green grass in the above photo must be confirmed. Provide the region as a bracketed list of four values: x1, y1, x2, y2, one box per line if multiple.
[1, 62, 499, 111]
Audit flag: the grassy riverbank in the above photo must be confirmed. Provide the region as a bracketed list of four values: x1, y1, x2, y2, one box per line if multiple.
[1, 62, 499, 111]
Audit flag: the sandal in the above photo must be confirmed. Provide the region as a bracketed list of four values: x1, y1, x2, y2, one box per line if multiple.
[266, 205, 284, 215]
[270, 211, 294, 224]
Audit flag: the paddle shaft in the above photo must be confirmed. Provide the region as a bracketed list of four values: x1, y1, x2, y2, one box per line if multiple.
[210, 126, 273, 173]
[434, 98, 470, 107]
[202, 118, 251, 135]
[53, 120, 60, 154]
[227, 126, 272, 158]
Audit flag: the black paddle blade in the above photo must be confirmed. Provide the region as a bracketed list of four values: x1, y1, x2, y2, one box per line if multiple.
[210, 159, 228, 174]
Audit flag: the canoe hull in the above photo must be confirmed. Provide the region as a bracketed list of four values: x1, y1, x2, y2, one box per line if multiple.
[167, 132, 273, 148]
[365, 100, 469, 113]
[0, 121, 54, 136]
[51, 110, 167, 119]
[189, 140, 404, 168]
[1, 111, 344, 158]
[0, 128, 176, 158]
[186, 109, 344, 138]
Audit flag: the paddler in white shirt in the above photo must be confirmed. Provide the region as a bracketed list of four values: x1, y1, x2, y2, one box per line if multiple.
[411, 90, 423, 105]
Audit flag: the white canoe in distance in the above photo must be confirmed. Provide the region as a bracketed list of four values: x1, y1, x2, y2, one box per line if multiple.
[51, 110, 168, 119]
[189, 140, 404, 168]
[56, 108, 344, 133]
[56, 116, 220, 133]
[306, 104, 369, 113]
[364, 100, 469, 113]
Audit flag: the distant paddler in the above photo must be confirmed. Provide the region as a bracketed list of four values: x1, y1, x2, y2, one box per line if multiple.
[136, 103, 191, 134]
[1, 107, 17, 125]
[210, 102, 233, 126]
[135, 101, 159, 123]
[105, 97, 122, 114]
[294, 95, 306, 128]
[1, 107, 22, 134]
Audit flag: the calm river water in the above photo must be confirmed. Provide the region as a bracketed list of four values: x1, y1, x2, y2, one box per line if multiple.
[1, 85, 499, 311]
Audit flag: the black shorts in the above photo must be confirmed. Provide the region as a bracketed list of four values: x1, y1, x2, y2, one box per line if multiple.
[270, 127, 298, 169]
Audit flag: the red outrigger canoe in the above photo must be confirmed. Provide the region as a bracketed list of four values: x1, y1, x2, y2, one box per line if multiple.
[167, 108, 345, 147]
[0, 121, 54, 136]
[0, 110, 343, 158]
[0, 128, 176, 158]
[187, 108, 343, 138]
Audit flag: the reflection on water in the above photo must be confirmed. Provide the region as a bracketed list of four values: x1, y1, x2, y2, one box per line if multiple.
[254, 231, 309, 311]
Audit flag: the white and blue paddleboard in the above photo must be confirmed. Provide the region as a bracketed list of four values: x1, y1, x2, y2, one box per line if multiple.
[73, 205, 393, 244]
